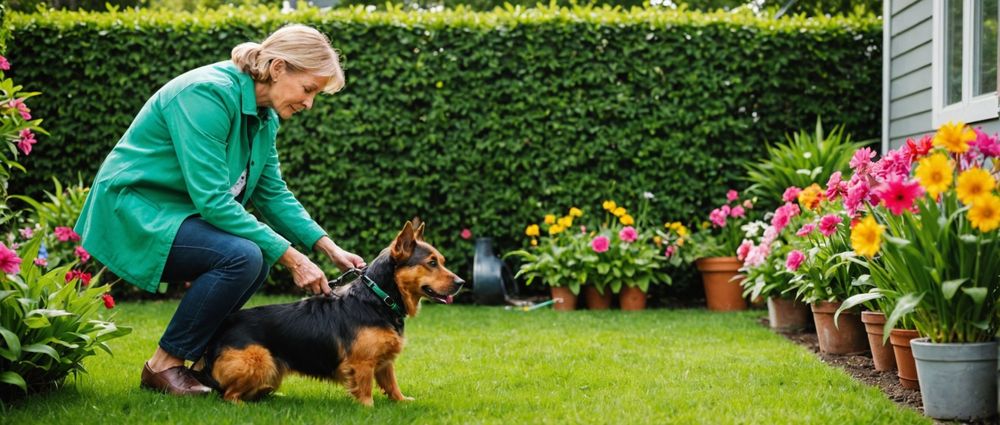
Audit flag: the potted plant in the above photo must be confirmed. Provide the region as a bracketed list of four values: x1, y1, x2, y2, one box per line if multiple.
[685, 189, 754, 311]
[507, 207, 588, 311]
[854, 123, 1000, 421]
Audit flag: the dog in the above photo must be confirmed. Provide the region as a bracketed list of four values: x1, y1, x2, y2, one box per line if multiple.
[194, 220, 465, 405]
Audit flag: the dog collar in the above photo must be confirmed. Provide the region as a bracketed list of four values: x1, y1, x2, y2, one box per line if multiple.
[361, 274, 405, 317]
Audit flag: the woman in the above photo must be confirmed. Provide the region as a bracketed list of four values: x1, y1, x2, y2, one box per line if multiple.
[75, 24, 365, 396]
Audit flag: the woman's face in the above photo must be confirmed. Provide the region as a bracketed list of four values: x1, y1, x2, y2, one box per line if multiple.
[265, 62, 331, 120]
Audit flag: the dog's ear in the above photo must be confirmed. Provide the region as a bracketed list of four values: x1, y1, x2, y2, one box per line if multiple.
[391, 221, 418, 261]
[410, 216, 425, 241]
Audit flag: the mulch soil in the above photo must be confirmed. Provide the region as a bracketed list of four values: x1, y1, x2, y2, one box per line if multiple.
[758, 317, 998, 425]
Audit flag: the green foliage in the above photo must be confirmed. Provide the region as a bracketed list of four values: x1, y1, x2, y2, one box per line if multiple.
[744, 118, 871, 212]
[0, 235, 130, 399]
[6, 6, 883, 284]
[9, 176, 88, 230]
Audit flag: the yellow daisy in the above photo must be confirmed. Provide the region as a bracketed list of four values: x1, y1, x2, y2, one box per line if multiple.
[620, 214, 635, 226]
[530, 238, 538, 247]
[933, 121, 976, 153]
[956, 168, 996, 205]
[548, 224, 564, 235]
[968, 195, 1000, 232]
[557, 216, 573, 228]
[525, 224, 540, 237]
[850, 216, 884, 258]
[602, 200, 617, 211]
[612, 207, 626, 217]
[915, 153, 954, 198]
[569, 207, 583, 217]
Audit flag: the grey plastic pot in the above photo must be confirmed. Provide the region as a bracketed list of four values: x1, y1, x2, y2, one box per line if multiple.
[910, 338, 997, 421]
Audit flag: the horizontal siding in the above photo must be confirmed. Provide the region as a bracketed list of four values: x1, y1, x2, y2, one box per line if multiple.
[890, 89, 932, 119]
[891, 0, 932, 37]
[891, 43, 932, 79]
[887, 0, 934, 144]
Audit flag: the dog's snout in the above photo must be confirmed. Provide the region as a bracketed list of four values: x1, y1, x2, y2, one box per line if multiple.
[453, 276, 466, 289]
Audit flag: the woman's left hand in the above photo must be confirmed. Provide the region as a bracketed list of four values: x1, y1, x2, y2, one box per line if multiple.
[315, 236, 366, 271]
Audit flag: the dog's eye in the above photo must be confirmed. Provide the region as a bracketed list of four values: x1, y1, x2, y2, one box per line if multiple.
[427, 259, 438, 268]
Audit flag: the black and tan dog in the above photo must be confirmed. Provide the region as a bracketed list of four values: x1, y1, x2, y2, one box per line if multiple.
[195, 221, 464, 405]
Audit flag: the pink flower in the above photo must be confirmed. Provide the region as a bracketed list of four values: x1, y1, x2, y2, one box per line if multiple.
[736, 239, 753, 261]
[782, 186, 802, 203]
[744, 243, 771, 267]
[74, 246, 90, 263]
[19, 227, 34, 239]
[825, 171, 847, 201]
[730, 205, 745, 218]
[591, 236, 609, 253]
[971, 129, 1000, 158]
[0, 55, 9, 71]
[819, 214, 843, 236]
[742, 199, 754, 209]
[785, 250, 805, 272]
[665, 245, 676, 258]
[873, 148, 911, 181]
[102, 293, 115, 309]
[770, 203, 800, 233]
[8, 98, 31, 120]
[0, 243, 21, 274]
[844, 178, 872, 217]
[796, 223, 816, 237]
[579, 225, 587, 234]
[54, 227, 80, 242]
[709, 208, 728, 227]
[33, 258, 47, 267]
[850, 147, 876, 173]
[618, 226, 638, 243]
[875, 177, 924, 215]
[18, 129, 36, 156]
[460, 228, 472, 240]
[726, 190, 739, 202]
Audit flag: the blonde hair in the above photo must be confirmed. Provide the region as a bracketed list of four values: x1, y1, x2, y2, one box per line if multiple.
[231, 24, 344, 94]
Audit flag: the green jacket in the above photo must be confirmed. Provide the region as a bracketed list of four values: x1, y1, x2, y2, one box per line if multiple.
[75, 61, 326, 293]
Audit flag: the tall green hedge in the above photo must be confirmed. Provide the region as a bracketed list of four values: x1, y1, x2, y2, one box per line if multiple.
[4, 6, 881, 286]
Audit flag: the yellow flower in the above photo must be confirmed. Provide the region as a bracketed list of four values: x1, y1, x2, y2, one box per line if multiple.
[677, 226, 689, 237]
[602, 200, 617, 211]
[933, 121, 976, 153]
[968, 195, 1000, 232]
[667, 222, 680, 230]
[653, 236, 663, 246]
[548, 224, 564, 235]
[569, 207, 583, 217]
[557, 216, 573, 228]
[851, 216, 884, 258]
[915, 153, 954, 198]
[525, 224, 540, 237]
[612, 207, 626, 217]
[677, 238, 685, 246]
[544, 214, 556, 225]
[530, 238, 538, 247]
[620, 214, 635, 226]
[797, 183, 824, 210]
[956, 167, 996, 205]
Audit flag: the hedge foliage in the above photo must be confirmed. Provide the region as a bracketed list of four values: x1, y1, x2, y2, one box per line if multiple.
[5, 6, 881, 285]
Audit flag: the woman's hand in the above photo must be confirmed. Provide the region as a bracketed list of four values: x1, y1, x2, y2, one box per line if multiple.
[314, 236, 366, 271]
[279, 247, 330, 295]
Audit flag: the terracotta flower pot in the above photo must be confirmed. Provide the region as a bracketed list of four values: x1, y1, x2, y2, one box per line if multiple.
[550, 286, 577, 311]
[889, 328, 921, 389]
[582, 285, 612, 310]
[694, 257, 747, 311]
[861, 311, 896, 372]
[619, 285, 647, 311]
[810, 301, 868, 355]
[766, 296, 812, 331]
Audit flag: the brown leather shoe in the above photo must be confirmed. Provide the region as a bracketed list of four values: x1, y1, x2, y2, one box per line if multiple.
[140, 362, 212, 396]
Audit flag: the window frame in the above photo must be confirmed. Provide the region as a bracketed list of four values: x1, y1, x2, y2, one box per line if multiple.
[932, 0, 999, 126]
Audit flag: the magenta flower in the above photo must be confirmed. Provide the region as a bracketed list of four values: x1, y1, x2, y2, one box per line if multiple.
[8, 99, 31, 120]
[796, 223, 816, 237]
[850, 147, 876, 173]
[971, 129, 1000, 157]
[844, 179, 872, 217]
[0, 243, 21, 274]
[665, 245, 676, 258]
[770, 203, 800, 233]
[591, 236, 609, 253]
[0, 55, 9, 71]
[460, 228, 472, 240]
[730, 205, 745, 218]
[782, 186, 802, 203]
[709, 208, 728, 227]
[726, 190, 739, 202]
[19, 227, 34, 239]
[825, 171, 847, 200]
[33, 258, 47, 267]
[736, 239, 753, 261]
[873, 149, 912, 181]
[54, 226, 80, 242]
[618, 226, 638, 243]
[819, 214, 843, 236]
[875, 177, 924, 215]
[74, 246, 90, 263]
[18, 129, 36, 156]
[785, 250, 805, 272]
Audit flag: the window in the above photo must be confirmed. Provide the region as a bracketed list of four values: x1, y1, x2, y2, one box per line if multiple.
[932, 0, 999, 126]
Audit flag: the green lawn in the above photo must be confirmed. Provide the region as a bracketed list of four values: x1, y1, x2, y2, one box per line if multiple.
[2, 295, 930, 424]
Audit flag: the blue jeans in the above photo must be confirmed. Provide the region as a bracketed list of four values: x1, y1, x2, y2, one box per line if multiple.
[158, 217, 269, 361]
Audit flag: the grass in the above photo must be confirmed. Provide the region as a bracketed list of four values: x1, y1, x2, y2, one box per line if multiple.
[2, 295, 931, 424]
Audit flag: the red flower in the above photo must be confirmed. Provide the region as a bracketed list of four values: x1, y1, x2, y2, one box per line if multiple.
[102, 293, 115, 309]
[904, 135, 933, 162]
[74, 246, 90, 263]
[54, 226, 80, 242]
[460, 228, 472, 240]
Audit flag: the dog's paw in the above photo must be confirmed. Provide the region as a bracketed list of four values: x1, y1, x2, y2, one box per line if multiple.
[394, 395, 415, 403]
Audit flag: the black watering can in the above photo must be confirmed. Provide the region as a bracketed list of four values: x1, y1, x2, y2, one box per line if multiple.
[471, 237, 518, 305]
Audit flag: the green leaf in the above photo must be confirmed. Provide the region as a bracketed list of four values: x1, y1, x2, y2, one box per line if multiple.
[883, 293, 922, 344]
[0, 327, 21, 359]
[961, 287, 987, 306]
[23, 343, 60, 362]
[940, 278, 967, 301]
[0, 371, 26, 392]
